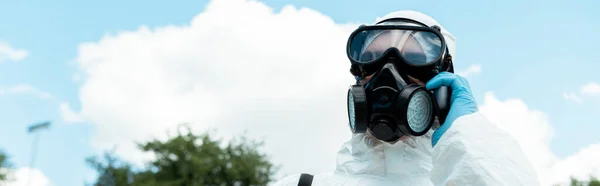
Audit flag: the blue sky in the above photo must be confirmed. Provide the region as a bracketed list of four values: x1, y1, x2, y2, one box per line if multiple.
[1, 0, 599, 185]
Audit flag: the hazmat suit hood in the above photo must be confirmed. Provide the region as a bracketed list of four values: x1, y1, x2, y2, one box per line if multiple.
[375, 10, 457, 62]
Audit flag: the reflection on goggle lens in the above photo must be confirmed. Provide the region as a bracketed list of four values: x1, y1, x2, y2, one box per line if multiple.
[349, 29, 442, 65]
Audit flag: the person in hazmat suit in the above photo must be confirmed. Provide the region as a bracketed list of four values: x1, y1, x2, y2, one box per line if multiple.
[273, 10, 540, 186]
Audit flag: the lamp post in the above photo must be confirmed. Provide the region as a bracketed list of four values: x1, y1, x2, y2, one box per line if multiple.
[26, 121, 51, 186]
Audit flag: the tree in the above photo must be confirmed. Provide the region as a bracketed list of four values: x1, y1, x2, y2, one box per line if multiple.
[569, 176, 600, 186]
[87, 125, 278, 186]
[85, 150, 137, 186]
[0, 149, 13, 182]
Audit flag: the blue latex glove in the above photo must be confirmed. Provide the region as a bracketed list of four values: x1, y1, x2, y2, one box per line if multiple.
[426, 72, 478, 147]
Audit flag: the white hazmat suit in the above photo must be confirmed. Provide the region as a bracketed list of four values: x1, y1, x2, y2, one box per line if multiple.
[273, 10, 540, 186]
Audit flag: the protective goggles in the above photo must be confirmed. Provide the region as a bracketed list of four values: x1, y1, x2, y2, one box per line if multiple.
[346, 19, 447, 68]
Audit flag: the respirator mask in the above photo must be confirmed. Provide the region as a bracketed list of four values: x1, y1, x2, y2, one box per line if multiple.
[346, 18, 454, 143]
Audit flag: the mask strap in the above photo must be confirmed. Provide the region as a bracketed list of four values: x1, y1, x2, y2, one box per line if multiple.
[441, 50, 453, 72]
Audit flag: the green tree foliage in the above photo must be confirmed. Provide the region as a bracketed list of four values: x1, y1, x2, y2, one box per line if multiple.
[87, 125, 278, 186]
[569, 176, 600, 186]
[0, 149, 13, 181]
[85, 151, 137, 186]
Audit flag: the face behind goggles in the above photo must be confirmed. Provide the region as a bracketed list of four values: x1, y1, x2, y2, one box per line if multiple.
[346, 19, 448, 79]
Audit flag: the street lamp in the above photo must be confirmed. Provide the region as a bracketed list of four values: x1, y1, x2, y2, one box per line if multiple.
[26, 121, 51, 186]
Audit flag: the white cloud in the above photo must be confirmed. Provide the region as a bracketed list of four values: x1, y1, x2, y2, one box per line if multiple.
[563, 82, 600, 103]
[1, 167, 52, 186]
[1, 84, 83, 123]
[0, 83, 85, 124]
[456, 64, 481, 78]
[8, 84, 54, 100]
[552, 144, 600, 183]
[59, 102, 85, 123]
[10, 84, 35, 93]
[580, 82, 600, 96]
[75, 0, 357, 176]
[71, 0, 600, 185]
[0, 42, 29, 62]
[562, 92, 583, 104]
[479, 92, 600, 185]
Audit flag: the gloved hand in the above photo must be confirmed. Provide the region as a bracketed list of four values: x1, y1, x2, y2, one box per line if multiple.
[425, 72, 478, 147]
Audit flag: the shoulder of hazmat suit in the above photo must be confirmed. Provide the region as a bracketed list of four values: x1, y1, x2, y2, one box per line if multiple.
[273, 10, 540, 186]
